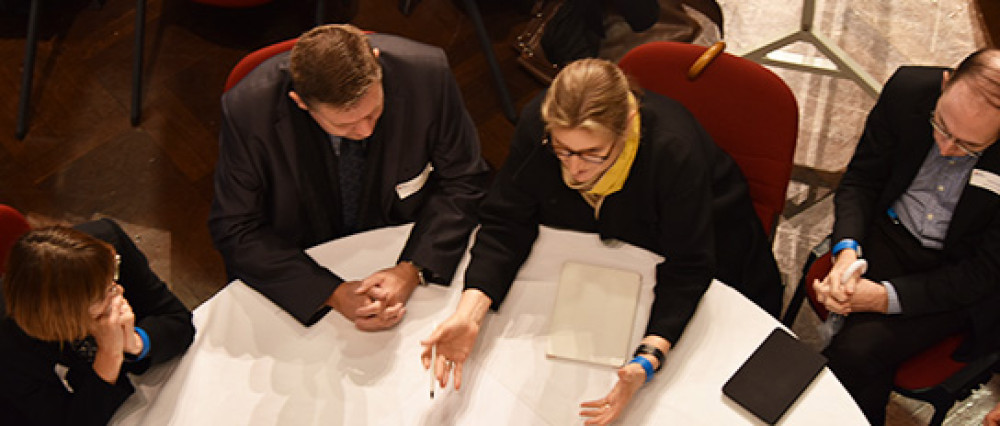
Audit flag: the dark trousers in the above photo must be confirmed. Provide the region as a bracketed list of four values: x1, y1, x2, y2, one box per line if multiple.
[823, 214, 971, 425]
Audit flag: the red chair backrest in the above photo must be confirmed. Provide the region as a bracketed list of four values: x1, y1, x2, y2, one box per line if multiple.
[619, 42, 798, 236]
[0, 205, 30, 274]
[223, 38, 299, 93]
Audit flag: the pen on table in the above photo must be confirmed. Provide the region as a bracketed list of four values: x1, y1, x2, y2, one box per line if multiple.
[429, 344, 436, 399]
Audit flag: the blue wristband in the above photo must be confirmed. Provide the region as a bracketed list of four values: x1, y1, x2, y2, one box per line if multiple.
[629, 356, 655, 383]
[131, 326, 150, 362]
[832, 239, 861, 258]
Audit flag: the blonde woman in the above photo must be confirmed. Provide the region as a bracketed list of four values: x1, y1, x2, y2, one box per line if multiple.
[421, 58, 781, 424]
[0, 219, 194, 425]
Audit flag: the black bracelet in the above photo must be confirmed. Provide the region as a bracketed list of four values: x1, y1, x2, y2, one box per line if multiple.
[633, 344, 665, 372]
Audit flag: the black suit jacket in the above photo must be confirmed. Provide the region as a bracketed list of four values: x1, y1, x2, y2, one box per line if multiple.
[209, 34, 489, 325]
[834, 66, 1000, 357]
[465, 92, 781, 344]
[0, 218, 195, 426]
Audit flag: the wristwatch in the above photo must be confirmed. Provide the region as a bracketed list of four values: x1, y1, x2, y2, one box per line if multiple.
[406, 261, 430, 286]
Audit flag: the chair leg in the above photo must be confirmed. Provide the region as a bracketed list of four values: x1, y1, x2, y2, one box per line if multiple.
[15, 0, 42, 140]
[131, 0, 146, 126]
[398, 0, 420, 15]
[315, 0, 325, 25]
[459, 0, 517, 123]
[927, 400, 950, 426]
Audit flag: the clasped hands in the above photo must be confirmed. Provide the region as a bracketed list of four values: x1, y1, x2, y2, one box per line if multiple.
[812, 250, 889, 315]
[327, 262, 421, 331]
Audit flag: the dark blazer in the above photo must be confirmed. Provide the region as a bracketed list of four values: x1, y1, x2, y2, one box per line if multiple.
[209, 34, 489, 325]
[465, 92, 781, 344]
[0, 218, 195, 426]
[833, 66, 1000, 358]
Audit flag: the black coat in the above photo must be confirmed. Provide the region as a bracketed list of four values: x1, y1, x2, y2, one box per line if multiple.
[208, 34, 489, 325]
[0, 218, 195, 426]
[465, 92, 781, 344]
[833, 66, 1000, 358]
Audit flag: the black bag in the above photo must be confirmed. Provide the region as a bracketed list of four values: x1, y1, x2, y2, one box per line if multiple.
[514, 0, 601, 83]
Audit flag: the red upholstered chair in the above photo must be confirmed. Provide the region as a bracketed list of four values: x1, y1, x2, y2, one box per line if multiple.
[224, 30, 373, 92]
[618, 41, 798, 237]
[783, 238, 1000, 426]
[0, 205, 31, 275]
[224, 38, 299, 92]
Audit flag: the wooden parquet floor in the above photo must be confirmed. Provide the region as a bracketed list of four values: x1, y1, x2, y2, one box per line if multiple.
[0, 0, 543, 308]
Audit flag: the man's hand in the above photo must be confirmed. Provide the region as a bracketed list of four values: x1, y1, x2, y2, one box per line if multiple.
[823, 248, 860, 305]
[354, 262, 421, 314]
[327, 280, 404, 331]
[815, 277, 888, 315]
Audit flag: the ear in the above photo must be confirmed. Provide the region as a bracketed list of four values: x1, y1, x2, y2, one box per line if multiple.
[372, 48, 380, 58]
[288, 91, 309, 111]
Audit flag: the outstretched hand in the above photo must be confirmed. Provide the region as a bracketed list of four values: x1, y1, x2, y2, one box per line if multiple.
[579, 362, 646, 425]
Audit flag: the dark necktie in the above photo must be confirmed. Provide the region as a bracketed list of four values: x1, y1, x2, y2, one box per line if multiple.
[339, 138, 367, 233]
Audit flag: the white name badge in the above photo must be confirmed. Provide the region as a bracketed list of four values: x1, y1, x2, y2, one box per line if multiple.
[395, 162, 434, 200]
[970, 169, 1000, 196]
[54, 363, 74, 393]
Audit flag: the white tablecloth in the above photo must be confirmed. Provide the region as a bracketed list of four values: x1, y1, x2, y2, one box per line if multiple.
[112, 224, 865, 425]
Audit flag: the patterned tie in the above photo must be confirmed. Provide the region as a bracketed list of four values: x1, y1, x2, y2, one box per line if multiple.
[338, 138, 367, 233]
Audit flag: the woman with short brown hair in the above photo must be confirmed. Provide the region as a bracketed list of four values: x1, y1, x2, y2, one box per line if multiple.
[0, 219, 194, 425]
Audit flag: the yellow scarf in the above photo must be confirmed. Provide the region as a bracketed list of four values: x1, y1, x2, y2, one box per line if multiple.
[562, 99, 641, 216]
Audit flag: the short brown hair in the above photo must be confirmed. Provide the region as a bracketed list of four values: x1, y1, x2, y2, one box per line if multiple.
[948, 48, 1000, 108]
[541, 58, 636, 139]
[290, 24, 382, 109]
[3, 227, 115, 342]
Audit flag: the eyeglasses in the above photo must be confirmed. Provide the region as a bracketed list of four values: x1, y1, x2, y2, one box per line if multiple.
[113, 254, 121, 282]
[543, 134, 619, 164]
[929, 110, 984, 158]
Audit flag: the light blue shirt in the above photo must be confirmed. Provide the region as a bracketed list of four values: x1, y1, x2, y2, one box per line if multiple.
[882, 144, 976, 314]
[892, 143, 976, 250]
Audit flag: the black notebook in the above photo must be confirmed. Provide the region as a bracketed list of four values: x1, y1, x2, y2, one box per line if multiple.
[722, 327, 827, 424]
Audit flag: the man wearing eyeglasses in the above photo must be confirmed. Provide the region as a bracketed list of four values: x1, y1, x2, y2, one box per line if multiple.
[814, 49, 1000, 425]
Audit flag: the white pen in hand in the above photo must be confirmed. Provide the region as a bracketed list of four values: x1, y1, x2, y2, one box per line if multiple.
[429, 344, 437, 399]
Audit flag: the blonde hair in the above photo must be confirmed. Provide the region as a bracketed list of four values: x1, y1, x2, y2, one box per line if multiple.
[541, 58, 636, 139]
[290, 24, 382, 109]
[3, 227, 114, 342]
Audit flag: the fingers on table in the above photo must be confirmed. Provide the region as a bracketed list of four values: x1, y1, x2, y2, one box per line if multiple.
[579, 398, 615, 425]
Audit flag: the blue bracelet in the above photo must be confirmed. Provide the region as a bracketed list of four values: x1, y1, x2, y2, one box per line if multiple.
[132, 326, 150, 361]
[832, 239, 861, 258]
[629, 356, 655, 383]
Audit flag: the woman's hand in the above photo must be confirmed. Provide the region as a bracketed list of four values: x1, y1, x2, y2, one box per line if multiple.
[88, 284, 130, 382]
[580, 335, 670, 425]
[118, 298, 144, 356]
[579, 363, 646, 425]
[420, 289, 492, 390]
[89, 285, 127, 355]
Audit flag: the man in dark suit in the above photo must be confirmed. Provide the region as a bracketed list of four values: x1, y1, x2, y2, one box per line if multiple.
[209, 25, 489, 331]
[815, 49, 1000, 424]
